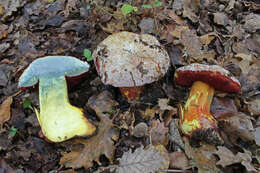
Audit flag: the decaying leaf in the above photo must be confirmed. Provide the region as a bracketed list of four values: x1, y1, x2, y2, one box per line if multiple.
[168, 119, 185, 150]
[87, 90, 118, 114]
[169, 151, 190, 170]
[211, 97, 238, 119]
[214, 146, 257, 172]
[180, 29, 203, 60]
[218, 112, 254, 143]
[0, 96, 13, 129]
[248, 99, 260, 116]
[60, 114, 119, 169]
[184, 137, 220, 173]
[254, 127, 260, 146]
[150, 120, 168, 146]
[116, 145, 169, 173]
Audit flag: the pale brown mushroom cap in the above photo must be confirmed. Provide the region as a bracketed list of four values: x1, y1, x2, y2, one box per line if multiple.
[93, 32, 170, 87]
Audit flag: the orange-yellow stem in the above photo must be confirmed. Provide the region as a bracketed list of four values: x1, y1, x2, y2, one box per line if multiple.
[180, 81, 222, 145]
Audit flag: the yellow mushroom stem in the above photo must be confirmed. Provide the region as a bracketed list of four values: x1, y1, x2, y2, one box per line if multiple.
[35, 75, 96, 142]
[179, 81, 223, 145]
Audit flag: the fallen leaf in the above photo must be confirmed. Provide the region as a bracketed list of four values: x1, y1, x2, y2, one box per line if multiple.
[60, 114, 119, 169]
[184, 137, 220, 173]
[248, 99, 260, 116]
[158, 98, 175, 111]
[169, 151, 190, 169]
[180, 29, 203, 60]
[168, 119, 184, 150]
[150, 120, 168, 146]
[211, 97, 238, 119]
[243, 13, 260, 32]
[0, 96, 13, 129]
[87, 91, 118, 114]
[169, 25, 189, 39]
[215, 146, 257, 172]
[254, 127, 260, 146]
[200, 33, 216, 47]
[218, 112, 254, 143]
[116, 145, 169, 173]
[213, 12, 230, 26]
[0, 158, 14, 173]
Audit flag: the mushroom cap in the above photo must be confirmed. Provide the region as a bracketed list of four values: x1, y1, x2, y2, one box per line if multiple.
[93, 31, 170, 87]
[175, 63, 241, 93]
[18, 56, 90, 88]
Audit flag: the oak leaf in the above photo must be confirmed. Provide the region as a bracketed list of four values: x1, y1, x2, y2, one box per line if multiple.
[60, 114, 119, 169]
[116, 145, 169, 173]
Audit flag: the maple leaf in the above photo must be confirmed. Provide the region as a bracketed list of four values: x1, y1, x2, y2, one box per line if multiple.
[116, 145, 169, 173]
[0, 96, 13, 130]
[60, 114, 119, 169]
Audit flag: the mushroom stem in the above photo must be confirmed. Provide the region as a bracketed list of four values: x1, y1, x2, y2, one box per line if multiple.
[119, 86, 145, 101]
[35, 75, 96, 142]
[179, 81, 223, 146]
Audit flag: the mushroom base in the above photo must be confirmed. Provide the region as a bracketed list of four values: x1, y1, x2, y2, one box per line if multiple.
[36, 76, 96, 142]
[179, 81, 223, 146]
[119, 86, 145, 101]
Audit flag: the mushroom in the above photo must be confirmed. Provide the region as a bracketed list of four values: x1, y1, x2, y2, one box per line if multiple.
[93, 31, 170, 100]
[174, 63, 241, 145]
[18, 56, 96, 142]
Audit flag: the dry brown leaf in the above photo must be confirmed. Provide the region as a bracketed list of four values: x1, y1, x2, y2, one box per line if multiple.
[169, 25, 189, 39]
[219, 112, 254, 143]
[60, 114, 119, 169]
[211, 97, 238, 119]
[215, 146, 257, 172]
[184, 137, 220, 173]
[140, 106, 157, 119]
[180, 29, 203, 60]
[169, 151, 190, 169]
[248, 99, 260, 116]
[87, 91, 118, 114]
[200, 34, 215, 47]
[116, 144, 169, 173]
[150, 120, 168, 146]
[166, 10, 185, 25]
[0, 96, 13, 129]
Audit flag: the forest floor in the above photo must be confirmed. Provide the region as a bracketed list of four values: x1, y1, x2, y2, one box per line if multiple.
[0, 0, 260, 172]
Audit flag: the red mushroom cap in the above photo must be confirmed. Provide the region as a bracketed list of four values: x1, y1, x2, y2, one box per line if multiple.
[175, 63, 241, 93]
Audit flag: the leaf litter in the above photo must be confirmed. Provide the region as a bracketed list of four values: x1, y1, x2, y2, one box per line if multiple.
[1, 0, 260, 172]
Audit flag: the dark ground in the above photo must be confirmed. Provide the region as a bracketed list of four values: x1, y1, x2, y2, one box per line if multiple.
[0, 0, 260, 172]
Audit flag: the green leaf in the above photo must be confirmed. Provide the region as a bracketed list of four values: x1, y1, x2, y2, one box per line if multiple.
[8, 127, 18, 138]
[142, 4, 153, 9]
[23, 98, 33, 110]
[106, 109, 115, 114]
[154, 0, 162, 7]
[86, 5, 91, 9]
[121, 4, 135, 15]
[84, 48, 93, 62]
